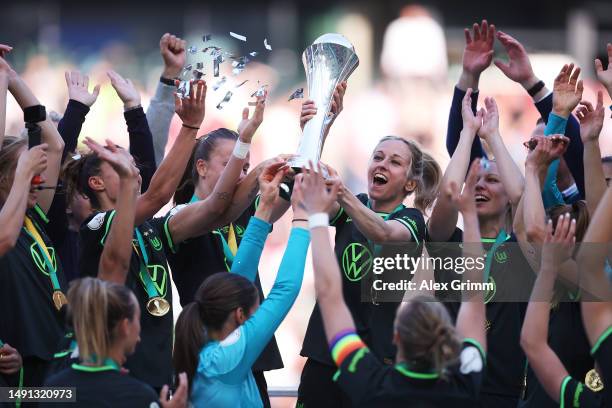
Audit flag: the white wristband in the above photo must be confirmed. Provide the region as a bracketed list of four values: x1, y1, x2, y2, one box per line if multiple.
[308, 213, 329, 229]
[233, 140, 250, 159]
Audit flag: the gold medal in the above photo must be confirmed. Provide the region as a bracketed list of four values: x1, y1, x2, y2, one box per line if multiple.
[53, 290, 68, 311]
[146, 297, 170, 317]
[585, 368, 604, 392]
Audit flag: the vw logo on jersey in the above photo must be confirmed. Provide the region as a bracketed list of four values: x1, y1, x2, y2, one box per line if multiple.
[342, 243, 373, 282]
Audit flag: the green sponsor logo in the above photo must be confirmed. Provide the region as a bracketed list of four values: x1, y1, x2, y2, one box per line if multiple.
[235, 224, 245, 238]
[494, 250, 508, 264]
[29, 243, 57, 275]
[342, 243, 373, 282]
[150, 236, 163, 251]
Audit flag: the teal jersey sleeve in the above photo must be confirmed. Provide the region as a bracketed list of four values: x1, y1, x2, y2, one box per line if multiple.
[542, 112, 568, 208]
[230, 216, 271, 282]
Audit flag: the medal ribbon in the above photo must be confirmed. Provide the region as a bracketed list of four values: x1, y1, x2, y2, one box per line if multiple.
[133, 228, 163, 300]
[23, 216, 62, 293]
[191, 194, 238, 267]
[482, 229, 510, 283]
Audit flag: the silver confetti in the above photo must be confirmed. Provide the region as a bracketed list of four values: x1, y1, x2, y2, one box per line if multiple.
[264, 38, 272, 50]
[230, 32, 247, 42]
[203, 46, 221, 54]
[480, 157, 490, 171]
[232, 64, 246, 75]
[187, 46, 198, 54]
[249, 51, 258, 57]
[288, 88, 304, 101]
[212, 76, 227, 91]
[192, 70, 205, 80]
[235, 80, 249, 88]
[177, 80, 191, 99]
[216, 91, 233, 109]
[202, 34, 212, 42]
[213, 55, 222, 77]
[251, 84, 268, 97]
[196, 62, 204, 70]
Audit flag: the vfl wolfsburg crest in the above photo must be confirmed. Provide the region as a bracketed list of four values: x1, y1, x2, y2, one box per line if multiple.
[144, 264, 168, 297]
[484, 276, 496, 304]
[342, 243, 373, 281]
[30, 243, 57, 275]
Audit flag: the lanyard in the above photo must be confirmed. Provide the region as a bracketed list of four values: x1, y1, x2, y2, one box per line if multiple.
[482, 229, 510, 283]
[72, 358, 120, 372]
[366, 200, 405, 256]
[191, 194, 238, 267]
[133, 228, 163, 299]
[23, 217, 62, 292]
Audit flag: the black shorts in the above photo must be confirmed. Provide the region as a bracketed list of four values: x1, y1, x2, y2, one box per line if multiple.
[297, 358, 352, 408]
[253, 370, 270, 408]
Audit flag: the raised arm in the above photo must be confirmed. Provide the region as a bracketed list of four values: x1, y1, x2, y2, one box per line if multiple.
[449, 160, 486, 350]
[166, 92, 267, 243]
[477, 97, 524, 207]
[576, 91, 606, 215]
[8, 66, 64, 214]
[0, 45, 12, 149]
[577, 184, 612, 346]
[230, 162, 289, 281]
[447, 20, 493, 159]
[107, 70, 156, 192]
[148, 33, 186, 165]
[85, 138, 140, 284]
[58, 71, 100, 160]
[235, 179, 312, 374]
[520, 216, 576, 403]
[594, 43, 612, 101]
[0, 145, 47, 256]
[134, 80, 205, 225]
[430, 89, 483, 241]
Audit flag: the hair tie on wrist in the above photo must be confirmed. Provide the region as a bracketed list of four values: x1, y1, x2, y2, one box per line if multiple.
[527, 80, 545, 97]
[182, 123, 200, 130]
[233, 140, 250, 159]
[308, 213, 329, 229]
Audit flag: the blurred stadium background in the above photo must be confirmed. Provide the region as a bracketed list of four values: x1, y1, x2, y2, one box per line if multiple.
[2, 1, 611, 406]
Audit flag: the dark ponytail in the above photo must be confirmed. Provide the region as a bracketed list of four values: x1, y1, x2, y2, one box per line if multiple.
[62, 153, 103, 210]
[173, 272, 258, 389]
[174, 128, 239, 205]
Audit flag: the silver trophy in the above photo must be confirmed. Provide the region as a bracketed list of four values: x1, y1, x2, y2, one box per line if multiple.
[289, 33, 359, 170]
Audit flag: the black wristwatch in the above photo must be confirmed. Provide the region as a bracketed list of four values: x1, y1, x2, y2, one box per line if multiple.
[160, 76, 176, 87]
[23, 105, 47, 123]
[527, 80, 545, 97]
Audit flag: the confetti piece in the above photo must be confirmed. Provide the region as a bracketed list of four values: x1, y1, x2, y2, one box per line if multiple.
[480, 157, 490, 171]
[288, 88, 304, 101]
[196, 62, 204, 70]
[235, 80, 249, 88]
[249, 51, 258, 57]
[216, 91, 233, 109]
[177, 80, 191, 99]
[212, 76, 227, 91]
[230, 32, 247, 42]
[202, 34, 212, 42]
[264, 38, 272, 50]
[213, 55, 222, 77]
[192, 70, 204, 80]
[187, 46, 198, 54]
[251, 84, 268, 97]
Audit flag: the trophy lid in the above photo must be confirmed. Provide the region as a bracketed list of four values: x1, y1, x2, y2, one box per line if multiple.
[313, 33, 354, 51]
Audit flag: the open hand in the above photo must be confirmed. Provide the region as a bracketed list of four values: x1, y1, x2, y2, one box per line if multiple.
[461, 88, 484, 134]
[542, 212, 576, 268]
[160, 33, 187, 79]
[65, 71, 100, 107]
[462, 20, 495, 77]
[16, 144, 48, 180]
[83, 137, 139, 180]
[297, 161, 340, 215]
[107, 70, 141, 109]
[494, 31, 538, 89]
[238, 91, 266, 143]
[594, 43, 612, 95]
[175, 80, 206, 129]
[576, 90, 605, 143]
[447, 158, 479, 215]
[299, 82, 347, 130]
[552, 63, 583, 118]
[477, 97, 499, 140]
